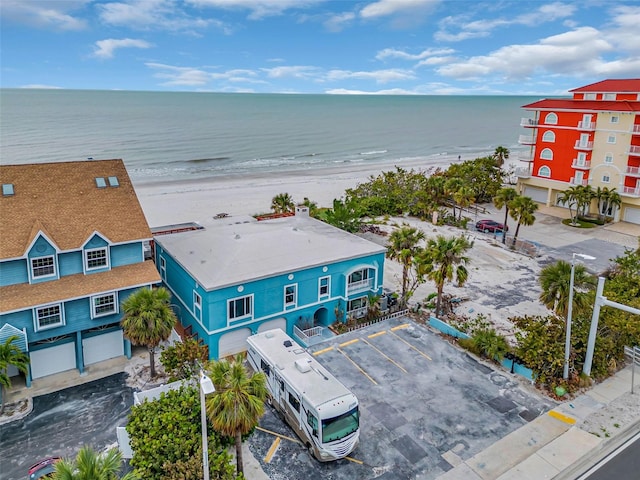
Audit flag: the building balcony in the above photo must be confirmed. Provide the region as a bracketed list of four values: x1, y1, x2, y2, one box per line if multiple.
[577, 121, 595, 131]
[574, 141, 593, 150]
[514, 167, 531, 178]
[518, 151, 534, 162]
[621, 186, 640, 197]
[520, 118, 538, 127]
[625, 166, 640, 177]
[347, 278, 374, 295]
[570, 177, 588, 186]
[518, 135, 536, 145]
[631, 125, 640, 135]
[571, 159, 591, 169]
[628, 145, 640, 156]
[347, 306, 368, 320]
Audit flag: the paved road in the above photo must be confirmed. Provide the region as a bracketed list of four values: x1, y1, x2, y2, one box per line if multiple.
[0, 373, 133, 480]
[582, 433, 640, 480]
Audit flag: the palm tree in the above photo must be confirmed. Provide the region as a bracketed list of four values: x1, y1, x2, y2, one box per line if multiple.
[206, 355, 267, 476]
[493, 187, 518, 244]
[0, 335, 29, 414]
[444, 177, 463, 219]
[53, 445, 138, 479]
[539, 260, 595, 318]
[595, 187, 609, 221]
[301, 197, 318, 216]
[121, 286, 176, 378]
[493, 146, 510, 168]
[386, 224, 426, 308]
[453, 186, 475, 220]
[558, 186, 580, 225]
[606, 189, 622, 220]
[270, 192, 295, 214]
[419, 234, 473, 316]
[509, 195, 538, 247]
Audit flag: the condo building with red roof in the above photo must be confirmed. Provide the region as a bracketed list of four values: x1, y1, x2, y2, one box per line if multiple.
[516, 79, 640, 225]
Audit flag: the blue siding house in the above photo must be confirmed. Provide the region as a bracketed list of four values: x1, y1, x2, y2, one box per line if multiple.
[153, 206, 387, 359]
[0, 160, 160, 385]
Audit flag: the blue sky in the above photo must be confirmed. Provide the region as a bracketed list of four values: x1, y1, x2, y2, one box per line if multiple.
[1, 0, 639, 95]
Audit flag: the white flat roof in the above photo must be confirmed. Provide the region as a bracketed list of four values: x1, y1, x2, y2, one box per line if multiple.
[154, 214, 386, 291]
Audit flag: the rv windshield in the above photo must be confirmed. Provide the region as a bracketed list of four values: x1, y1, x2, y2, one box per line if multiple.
[321, 406, 359, 443]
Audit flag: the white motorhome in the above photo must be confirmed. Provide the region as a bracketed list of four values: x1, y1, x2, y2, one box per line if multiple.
[246, 329, 359, 461]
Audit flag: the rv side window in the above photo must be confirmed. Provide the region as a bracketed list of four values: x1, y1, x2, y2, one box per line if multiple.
[260, 359, 271, 376]
[307, 411, 318, 437]
[288, 392, 300, 412]
[279, 380, 284, 392]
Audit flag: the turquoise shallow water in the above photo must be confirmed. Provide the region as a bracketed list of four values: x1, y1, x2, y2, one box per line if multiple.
[0, 89, 538, 183]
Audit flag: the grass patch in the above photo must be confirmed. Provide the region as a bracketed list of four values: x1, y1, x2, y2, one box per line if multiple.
[562, 218, 598, 228]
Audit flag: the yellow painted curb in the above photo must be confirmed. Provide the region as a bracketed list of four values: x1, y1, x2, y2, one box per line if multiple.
[390, 324, 409, 331]
[312, 346, 334, 356]
[548, 410, 576, 425]
[368, 331, 387, 338]
[264, 437, 281, 463]
[339, 339, 360, 347]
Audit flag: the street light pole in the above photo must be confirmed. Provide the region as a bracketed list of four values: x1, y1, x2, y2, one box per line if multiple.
[563, 253, 596, 380]
[200, 369, 215, 480]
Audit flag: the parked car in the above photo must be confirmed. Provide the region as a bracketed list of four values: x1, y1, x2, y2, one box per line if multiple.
[28, 457, 61, 479]
[475, 219, 508, 233]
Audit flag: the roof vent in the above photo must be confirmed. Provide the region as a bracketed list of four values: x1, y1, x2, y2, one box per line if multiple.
[295, 359, 311, 373]
[2, 184, 14, 196]
[283, 340, 292, 347]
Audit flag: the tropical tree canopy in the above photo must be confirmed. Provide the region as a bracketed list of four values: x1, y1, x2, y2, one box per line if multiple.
[206, 355, 267, 476]
[493, 187, 518, 245]
[53, 446, 138, 480]
[386, 223, 426, 307]
[509, 195, 538, 246]
[493, 146, 510, 168]
[121, 286, 177, 378]
[270, 192, 295, 214]
[539, 260, 595, 318]
[0, 335, 29, 414]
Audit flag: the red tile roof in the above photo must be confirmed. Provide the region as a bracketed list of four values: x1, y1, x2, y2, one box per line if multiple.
[569, 79, 640, 93]
[522, 99, 640, 112]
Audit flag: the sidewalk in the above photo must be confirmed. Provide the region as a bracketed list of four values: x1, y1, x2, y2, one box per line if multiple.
[438, 366, 640, 480]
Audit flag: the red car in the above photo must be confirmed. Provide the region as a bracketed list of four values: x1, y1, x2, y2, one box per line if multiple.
[475, 219, 508, 233]
[28, 457, 61, 479]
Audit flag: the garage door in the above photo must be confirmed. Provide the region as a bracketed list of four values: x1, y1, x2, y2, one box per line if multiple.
[83, 330, 124, 366]
[30, 342, 76, 379]
[623, 206, 640, 225]
[218, 328, 251, 359]
[523, 186, 547, 204]
[258, 318, 287, 334]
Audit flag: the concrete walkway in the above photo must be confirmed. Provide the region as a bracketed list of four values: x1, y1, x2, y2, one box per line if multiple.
[438, 366, 640, 480]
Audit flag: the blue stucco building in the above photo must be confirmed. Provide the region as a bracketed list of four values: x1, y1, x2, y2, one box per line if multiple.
[153, 206, 386, 359]
[0, 160, 160, 385]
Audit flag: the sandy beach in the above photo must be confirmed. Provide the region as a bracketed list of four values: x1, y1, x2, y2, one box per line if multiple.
[133, 155, 547, 340]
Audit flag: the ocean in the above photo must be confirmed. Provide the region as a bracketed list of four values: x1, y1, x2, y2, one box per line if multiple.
[0, 89, 541, 184]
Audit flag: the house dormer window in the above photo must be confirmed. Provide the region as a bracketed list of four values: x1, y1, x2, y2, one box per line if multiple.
[31, 256, 55, 278]
[584, 93, 596, 100]
[85, 247, 108, 270]
[603, 93, 615, 100]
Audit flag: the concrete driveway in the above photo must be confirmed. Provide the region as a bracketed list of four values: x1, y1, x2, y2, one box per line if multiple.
[247, 317, 553, 480]
[0, 373, 133, 480]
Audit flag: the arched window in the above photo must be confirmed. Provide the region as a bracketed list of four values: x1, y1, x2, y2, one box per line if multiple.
[538, 166, 551, 178]
[542, 131, 555, 142]
[540, 148, 553, 160]
[544, 112, 558, 125]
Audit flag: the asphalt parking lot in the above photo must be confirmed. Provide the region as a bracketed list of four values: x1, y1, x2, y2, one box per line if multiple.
[247, 317, 553, 480]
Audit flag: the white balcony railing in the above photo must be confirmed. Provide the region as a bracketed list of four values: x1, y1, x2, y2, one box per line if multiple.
[574, 141, 594, 150]
[621, 186, 640, 197]
[571, 159, 591, 169]
[629, 145, 640, 156]
[347, 306, 368, 319]
[518, 135, 535, 145]
[514, 167, 531, 178]
[570, 177, 588, 186]
[518, 151, 534, 162]
[347, 278, 374, 295]
[520, 118, 538, 127]
[631, 125, 640, 134]
[577, 121, 595, 130]
[625, 166, 640, 176]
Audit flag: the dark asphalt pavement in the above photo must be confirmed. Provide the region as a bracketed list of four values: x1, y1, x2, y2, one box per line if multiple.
[0, 373, 134, 480]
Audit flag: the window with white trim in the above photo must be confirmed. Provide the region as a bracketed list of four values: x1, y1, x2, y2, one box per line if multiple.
[544, 113, 558, 125]
[604, 153, 613, 164]
[31, 256, 55, 278]
[348, 297, 368, 312]
[284, 284, 297, 307]
[542, 131, 555, 142]
[228, 295, 252, 321]
[611, 115, 619, 124]
[602, 175, 610, 183]
[538, 166, 551, 178]
[35, 304, 63, 330]
[85, 247, 108, 270]
[603, 93, 616, 101]
[540, 148, 553, 160]
[584, 93, 596, 100]
[319, 276, 330, 298]
[349, 269, 369, 283]
[194, 291, 202, 308]
[92, 293, 117, 317]
[607, 134, 616, 144]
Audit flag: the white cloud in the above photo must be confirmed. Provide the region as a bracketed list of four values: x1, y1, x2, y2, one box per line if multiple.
[604, 5, 640, 54]
[2, 0, 88, 30]
[326, 87, 420, 95]
[93, 38, 153, 59]
[359, 0, 439, 19]
[187, 0, 321, 20]
[98, 0, 216, 32]
[325, 68, 416, 84]
[146, 63, 264, 87]
[416, 56, 455, 66]
[376, 47, 455, 61]
[20, 84, 63, 89]
[262, 66, 321, 79]
[323, 12, 356, 32]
